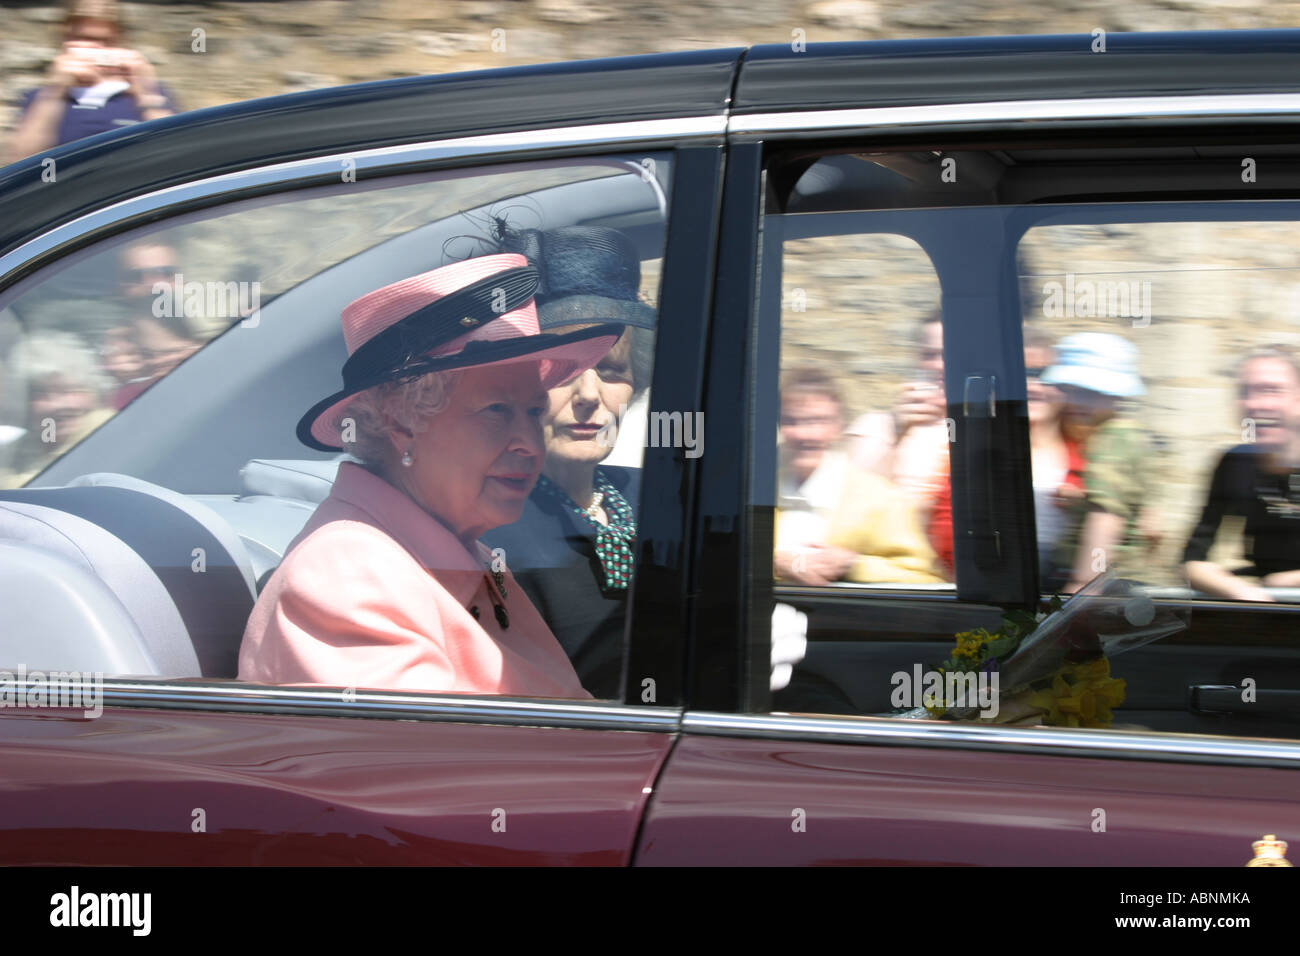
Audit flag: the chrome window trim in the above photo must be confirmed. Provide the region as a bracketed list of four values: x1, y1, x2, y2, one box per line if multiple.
[687, 711, 1300, 768]
[66, 679, 681, 732]
[0, 114, 725, 286]
[728, 93, 1300, 138]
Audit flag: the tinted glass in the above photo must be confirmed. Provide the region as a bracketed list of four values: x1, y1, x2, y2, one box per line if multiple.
[0, 155, 670, 705]
[753, 147, 1300, 741]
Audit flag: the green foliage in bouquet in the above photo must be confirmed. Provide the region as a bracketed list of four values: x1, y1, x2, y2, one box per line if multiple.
[933, 595, 1063, 676]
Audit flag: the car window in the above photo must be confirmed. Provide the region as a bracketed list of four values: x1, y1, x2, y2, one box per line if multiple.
[752, 147, 1300, 742]
[1019, 216, 1300, 604]
[774, 229, 951, 591]
[0, 162, 644, 487]
[0, 154, 671, 706]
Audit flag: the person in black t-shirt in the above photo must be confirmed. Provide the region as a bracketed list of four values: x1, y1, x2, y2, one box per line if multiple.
[1184, 347, 1300, 601]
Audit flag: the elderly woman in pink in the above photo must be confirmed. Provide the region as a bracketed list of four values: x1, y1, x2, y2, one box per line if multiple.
[238, 254, 621, 697]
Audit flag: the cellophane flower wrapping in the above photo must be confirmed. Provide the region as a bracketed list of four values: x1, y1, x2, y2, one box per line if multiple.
[935, 571, 1188, 726]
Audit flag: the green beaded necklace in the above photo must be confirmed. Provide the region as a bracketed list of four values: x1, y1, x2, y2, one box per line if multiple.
[537, 470, 636, 591]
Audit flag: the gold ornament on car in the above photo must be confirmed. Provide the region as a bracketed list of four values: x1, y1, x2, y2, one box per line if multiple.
[1245, 834, 1291, 867]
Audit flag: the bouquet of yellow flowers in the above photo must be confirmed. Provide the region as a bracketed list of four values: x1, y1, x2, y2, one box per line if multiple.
[910, 571, 1188, 728]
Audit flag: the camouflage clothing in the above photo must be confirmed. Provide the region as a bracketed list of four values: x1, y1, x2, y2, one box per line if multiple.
[1046, 417, 1151, 589]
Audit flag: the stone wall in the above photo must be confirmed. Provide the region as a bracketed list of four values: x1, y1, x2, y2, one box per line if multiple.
[4, 0, 1299, 128]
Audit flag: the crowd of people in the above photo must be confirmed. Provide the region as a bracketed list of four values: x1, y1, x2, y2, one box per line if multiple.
[0, 240, 207, 488]
[774, 317, 1300, 603]
[0, 0, 183, 484]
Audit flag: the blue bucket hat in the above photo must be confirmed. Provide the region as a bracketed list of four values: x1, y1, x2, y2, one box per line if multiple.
[1041, 332, 1145, 398]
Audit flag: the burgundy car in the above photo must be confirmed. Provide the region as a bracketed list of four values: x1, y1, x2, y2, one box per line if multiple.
[0, 29, 1297, 866]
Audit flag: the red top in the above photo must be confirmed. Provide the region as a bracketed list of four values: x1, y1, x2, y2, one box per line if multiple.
[926, 457, 954, 579]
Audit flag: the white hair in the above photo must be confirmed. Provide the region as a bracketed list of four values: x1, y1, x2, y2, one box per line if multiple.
[336, 369, 462, 466]
[10, 330, 108, 398]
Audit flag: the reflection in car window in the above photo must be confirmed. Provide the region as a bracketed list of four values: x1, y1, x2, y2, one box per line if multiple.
[756, 146, 1300, 743]
[774, 232, 951, 589]
[0, 157, 667, 706]
[0, 163, 646, 488]
[1020, 218, 1300, 603]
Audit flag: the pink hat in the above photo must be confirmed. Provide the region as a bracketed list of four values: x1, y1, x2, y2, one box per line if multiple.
[298, 253, 622, 450]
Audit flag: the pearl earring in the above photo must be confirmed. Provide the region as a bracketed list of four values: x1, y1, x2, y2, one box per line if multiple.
[401, 449, 413, 467]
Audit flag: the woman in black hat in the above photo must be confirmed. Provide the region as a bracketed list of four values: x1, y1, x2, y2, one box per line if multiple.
[484, 226, 656, 699]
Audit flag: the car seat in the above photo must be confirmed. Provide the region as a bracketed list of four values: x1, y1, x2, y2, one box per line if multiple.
[0, 473, 259, 678]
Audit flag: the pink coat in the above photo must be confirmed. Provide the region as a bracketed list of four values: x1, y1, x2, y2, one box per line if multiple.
[239, 461, 592, 699]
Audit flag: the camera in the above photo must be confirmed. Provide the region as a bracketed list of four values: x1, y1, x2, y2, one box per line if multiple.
[88, 48, 128, 70]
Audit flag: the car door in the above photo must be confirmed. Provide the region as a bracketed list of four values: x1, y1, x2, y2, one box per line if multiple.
[0, 58, 736, 864]
[636, 35, 1300, 866]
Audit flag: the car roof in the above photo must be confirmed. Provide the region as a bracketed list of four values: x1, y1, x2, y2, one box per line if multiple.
[736, 29, 1300, 113]
[0, 48, 742, 259]
[4, 30, 1300, 259]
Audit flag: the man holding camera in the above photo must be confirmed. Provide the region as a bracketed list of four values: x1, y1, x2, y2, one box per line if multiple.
[8, 0, 176, 162]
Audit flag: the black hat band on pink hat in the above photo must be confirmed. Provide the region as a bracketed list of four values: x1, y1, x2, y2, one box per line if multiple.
[297, 253, 623, 452]
[340, 265, 541, 388]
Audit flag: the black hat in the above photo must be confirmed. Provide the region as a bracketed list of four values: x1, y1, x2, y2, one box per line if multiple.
[498, 226, 657, 332]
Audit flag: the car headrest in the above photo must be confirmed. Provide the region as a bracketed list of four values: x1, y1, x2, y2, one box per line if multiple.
[240, 458, 343, 503]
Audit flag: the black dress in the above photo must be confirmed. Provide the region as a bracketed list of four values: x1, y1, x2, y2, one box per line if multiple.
[483, 466, 639, 699]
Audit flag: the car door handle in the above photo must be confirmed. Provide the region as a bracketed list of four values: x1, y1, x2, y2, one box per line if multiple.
[1188, 684, 1300, 717]
[962, 373, 1000, 570]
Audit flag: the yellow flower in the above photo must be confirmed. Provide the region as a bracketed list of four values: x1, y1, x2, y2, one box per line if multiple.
[1011, 657, 1125, 729]
[952, 629, 993, 662]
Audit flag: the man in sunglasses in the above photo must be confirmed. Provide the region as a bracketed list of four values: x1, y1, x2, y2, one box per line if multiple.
[120, 243, 178, 301]
[107, 242, 200, 409]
